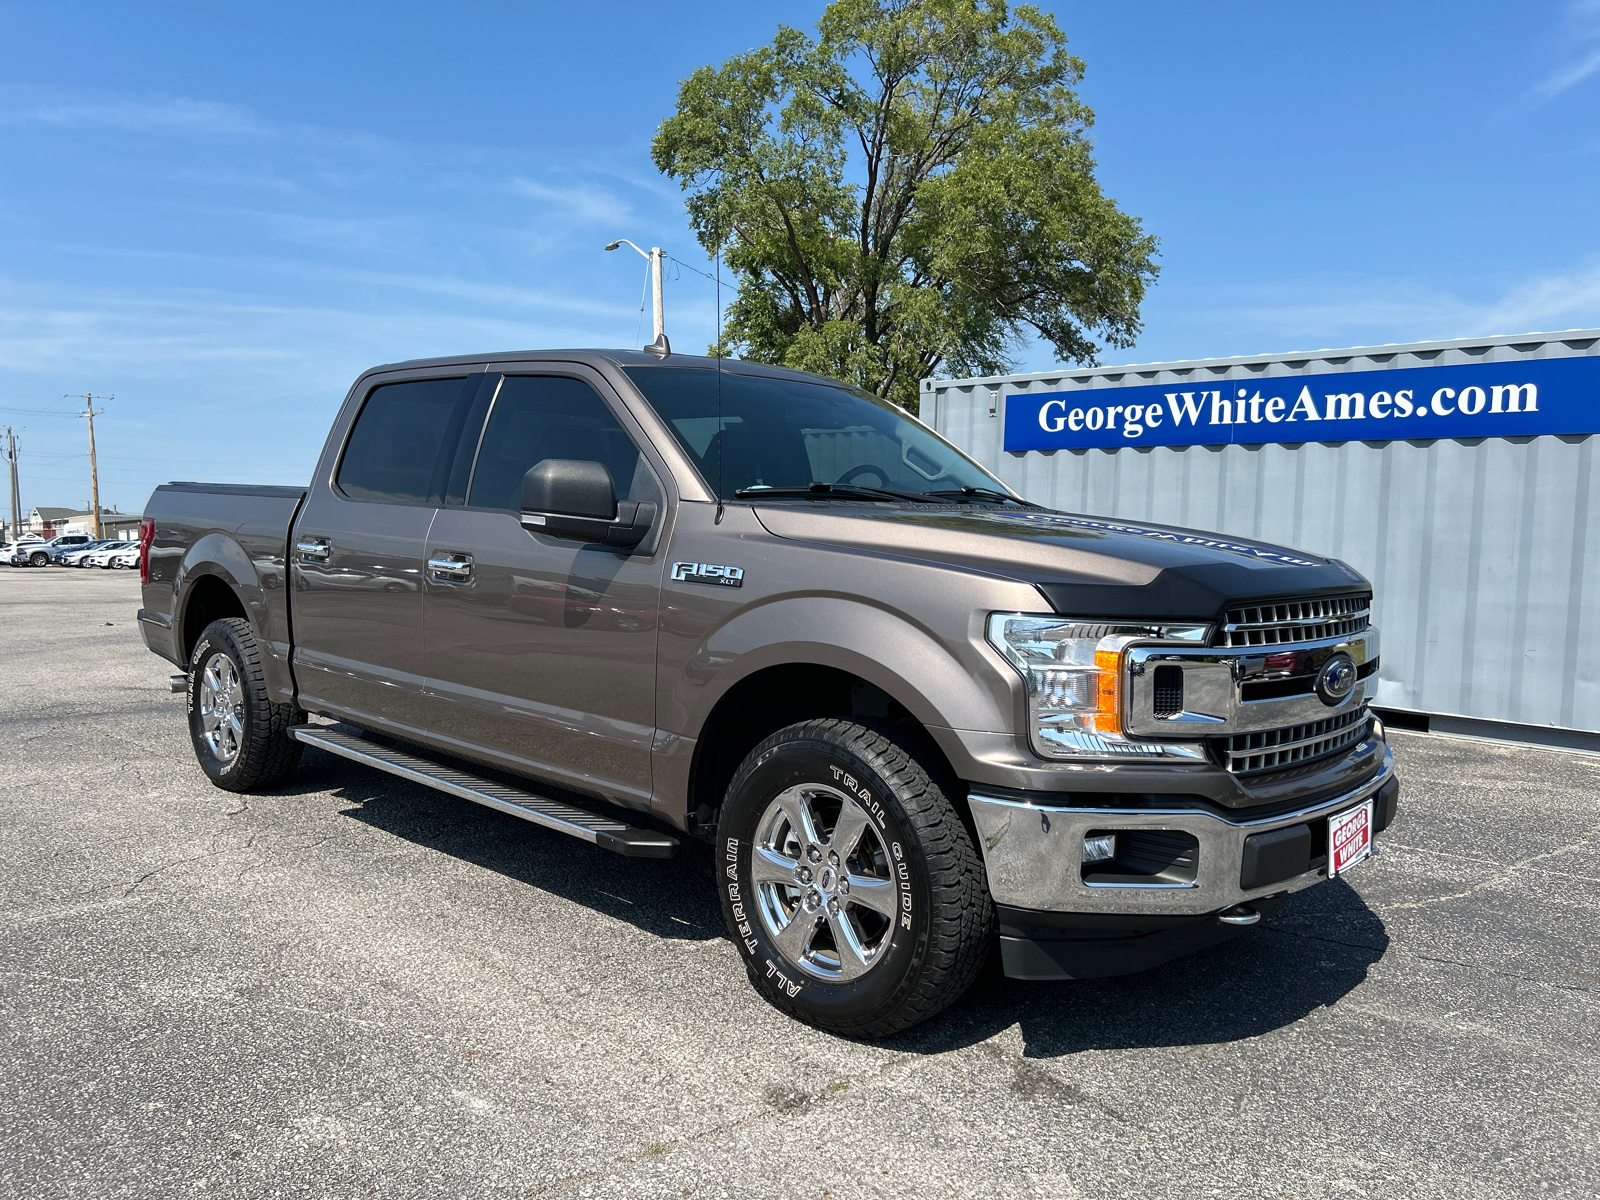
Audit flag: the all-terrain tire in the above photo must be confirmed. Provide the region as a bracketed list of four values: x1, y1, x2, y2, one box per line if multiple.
[716, 718, 993, 1038]
[187, 618, 304, 792]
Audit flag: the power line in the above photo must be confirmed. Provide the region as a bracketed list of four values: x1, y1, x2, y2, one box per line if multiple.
[633, 258, 651, 350]
[666, 254, 721, 284]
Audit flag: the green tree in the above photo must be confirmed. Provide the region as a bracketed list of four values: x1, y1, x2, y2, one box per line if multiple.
[652, 0, 1158, 412]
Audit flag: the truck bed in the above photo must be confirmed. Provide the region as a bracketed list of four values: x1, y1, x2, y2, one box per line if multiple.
[137, 481, 307, 703]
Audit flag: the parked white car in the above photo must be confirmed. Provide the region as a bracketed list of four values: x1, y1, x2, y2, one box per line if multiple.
[61, 540, 114, 567]
[106, 543, 140, 570]
[87, 543, 133, 568]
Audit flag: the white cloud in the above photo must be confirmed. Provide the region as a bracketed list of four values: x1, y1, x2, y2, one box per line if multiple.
[0, 281, 639, 381]
[1473, 258, 1600, 334]
[1077, 259, 1600, 369]
[6, 96, 270, 136]
[1529, 0, 1600, 100]
[1531, 46, 1600, 99]
[511, 178, 632, 226]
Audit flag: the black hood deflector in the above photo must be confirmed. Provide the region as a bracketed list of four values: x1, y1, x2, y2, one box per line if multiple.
[751, 503, 1372, 619]
[1034, 562, 1366, 621]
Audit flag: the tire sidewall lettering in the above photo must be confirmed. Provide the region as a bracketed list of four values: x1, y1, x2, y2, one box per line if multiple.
[724, 836, 759, 956]
[719, 739, 932, 1020]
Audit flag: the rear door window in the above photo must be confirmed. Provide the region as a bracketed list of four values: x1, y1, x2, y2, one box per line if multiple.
[337, 377, 473, 503]
[466, 375, 656, 512]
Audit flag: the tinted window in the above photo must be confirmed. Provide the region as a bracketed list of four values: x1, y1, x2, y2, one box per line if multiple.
[337, 377, 469, 503]
[622, 367, 1003, 500]
[467, 375, 653, 511]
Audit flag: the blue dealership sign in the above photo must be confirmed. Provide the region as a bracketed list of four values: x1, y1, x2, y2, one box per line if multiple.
[1003, 355, 1600, 451]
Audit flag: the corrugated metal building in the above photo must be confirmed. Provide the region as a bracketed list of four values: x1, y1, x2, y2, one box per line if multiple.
[925, 330, 1600, 748]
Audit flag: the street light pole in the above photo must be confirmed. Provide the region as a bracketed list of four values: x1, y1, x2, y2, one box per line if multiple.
[65, 394, 111, 539]
[650, 245, 665, 345]
[604, 239, 669, 355]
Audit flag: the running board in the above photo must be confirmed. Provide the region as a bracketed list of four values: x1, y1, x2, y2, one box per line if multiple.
[290, 726, 677, 858]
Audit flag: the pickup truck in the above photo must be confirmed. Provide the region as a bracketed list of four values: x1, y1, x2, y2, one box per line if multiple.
[137, 348, 1398, 1036]
[9, 533, 90, 567]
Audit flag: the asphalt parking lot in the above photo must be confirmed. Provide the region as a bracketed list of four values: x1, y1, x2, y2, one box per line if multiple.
[1, 568, 1596, 1199]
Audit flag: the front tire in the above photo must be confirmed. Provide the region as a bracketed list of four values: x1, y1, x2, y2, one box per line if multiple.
[29, 551, 47, 567]
[716, 718, 992, 1037]
[186, 618, 304, 792]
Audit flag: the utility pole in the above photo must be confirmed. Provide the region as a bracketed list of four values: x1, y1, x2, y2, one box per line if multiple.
[4, 427, 19, 545]
[604, 239, 669, 355]
[65, 394, 111, 538]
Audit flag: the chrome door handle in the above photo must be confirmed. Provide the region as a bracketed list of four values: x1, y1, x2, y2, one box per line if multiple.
[296, 537, 331, 562]
[428, 553, 473, 583]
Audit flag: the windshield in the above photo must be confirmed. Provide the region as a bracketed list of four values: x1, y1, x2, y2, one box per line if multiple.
[623, 366, 1011, 502]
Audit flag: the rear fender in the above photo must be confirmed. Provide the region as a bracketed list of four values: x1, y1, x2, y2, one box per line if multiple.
[175, 534, 295, 704]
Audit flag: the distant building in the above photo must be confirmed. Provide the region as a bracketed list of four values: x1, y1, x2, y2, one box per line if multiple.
[61, 506, 141, 540]
[25, 505, 140, 540]
[24, 507, 76, 536]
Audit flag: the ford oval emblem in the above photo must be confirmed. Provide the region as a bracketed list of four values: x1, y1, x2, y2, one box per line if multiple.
[1315, 652, 1358, 706]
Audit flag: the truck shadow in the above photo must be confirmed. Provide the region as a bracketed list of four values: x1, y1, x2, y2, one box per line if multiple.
[287, 748, 728, 943]
[275, 749, 1387, 1054]
[894, 878, 1390, 1058]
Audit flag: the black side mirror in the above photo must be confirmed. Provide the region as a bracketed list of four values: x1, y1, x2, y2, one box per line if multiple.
[520, 459, 655, 549]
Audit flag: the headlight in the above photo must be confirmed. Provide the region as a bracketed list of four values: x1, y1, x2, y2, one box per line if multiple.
[987, 613, 1211, 760]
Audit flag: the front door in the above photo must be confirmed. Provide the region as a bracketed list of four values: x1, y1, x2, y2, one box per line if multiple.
[422, 370, 669, 811]
[291, 373, 483, 738]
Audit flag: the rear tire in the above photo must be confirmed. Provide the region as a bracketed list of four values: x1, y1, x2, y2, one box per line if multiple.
[716, 718, 992, 1038]
[186, 618, 304, 792]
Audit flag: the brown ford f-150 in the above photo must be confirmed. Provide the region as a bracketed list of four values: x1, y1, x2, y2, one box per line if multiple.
[137, 348, 1398, 1036]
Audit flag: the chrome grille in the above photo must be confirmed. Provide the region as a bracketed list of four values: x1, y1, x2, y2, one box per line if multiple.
[1221, 593, 1372, 647]
[1218, 706, 1371, 775]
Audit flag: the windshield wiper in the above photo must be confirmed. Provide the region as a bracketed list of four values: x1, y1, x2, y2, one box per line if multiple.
[734, 482, 939, 504]
[918, 486, 1040, 507]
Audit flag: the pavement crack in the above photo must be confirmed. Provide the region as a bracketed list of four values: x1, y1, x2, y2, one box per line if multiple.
[1402, 950, 1594, 995]
[121, 840, 228, 896]
[1379, 821, 1600, 911]
[1261, 926, 1387, 953]
[528, 1052, 932, 1195]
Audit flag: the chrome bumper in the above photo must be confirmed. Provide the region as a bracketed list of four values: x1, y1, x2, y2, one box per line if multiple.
[969, 742, 1395, 916]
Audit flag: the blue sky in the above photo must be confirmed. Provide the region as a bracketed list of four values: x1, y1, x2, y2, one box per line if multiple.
[2, 0, 1598, 514]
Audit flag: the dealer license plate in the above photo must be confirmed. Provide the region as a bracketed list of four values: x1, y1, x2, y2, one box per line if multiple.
[1329, 799, 1375, 876]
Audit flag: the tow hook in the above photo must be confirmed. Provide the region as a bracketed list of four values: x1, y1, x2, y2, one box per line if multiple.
[1217, 905, 1260, 926]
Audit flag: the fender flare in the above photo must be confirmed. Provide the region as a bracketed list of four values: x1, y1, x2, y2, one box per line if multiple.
[173, 534, 296, 704]
[674, 594, 1015, 740]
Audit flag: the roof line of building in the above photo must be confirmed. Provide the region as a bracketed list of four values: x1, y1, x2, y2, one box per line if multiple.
[926, 327, 1600, 390]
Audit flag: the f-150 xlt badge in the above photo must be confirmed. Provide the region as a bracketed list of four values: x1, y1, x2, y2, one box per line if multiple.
[672, 561, 744, 588]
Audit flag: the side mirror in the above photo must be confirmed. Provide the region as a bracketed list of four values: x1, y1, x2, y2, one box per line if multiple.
[520, 459, 655, 549]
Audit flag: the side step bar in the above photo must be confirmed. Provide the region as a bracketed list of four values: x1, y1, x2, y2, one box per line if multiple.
[290, 725, 677, 858]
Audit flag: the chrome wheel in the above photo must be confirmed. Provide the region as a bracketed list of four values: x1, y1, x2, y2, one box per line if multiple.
[753, 783, 898, 982]
[198, 651, 244, 763]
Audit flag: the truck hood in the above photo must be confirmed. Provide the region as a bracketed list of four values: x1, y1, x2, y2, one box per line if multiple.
[750, 502, 1369, 619]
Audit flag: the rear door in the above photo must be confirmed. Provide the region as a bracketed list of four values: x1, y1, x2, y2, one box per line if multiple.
[421, 367, 670, 809]
[290, 372, 489, 738]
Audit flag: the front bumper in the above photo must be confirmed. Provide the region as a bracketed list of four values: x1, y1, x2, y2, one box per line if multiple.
[968, 744, 1397, 917]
